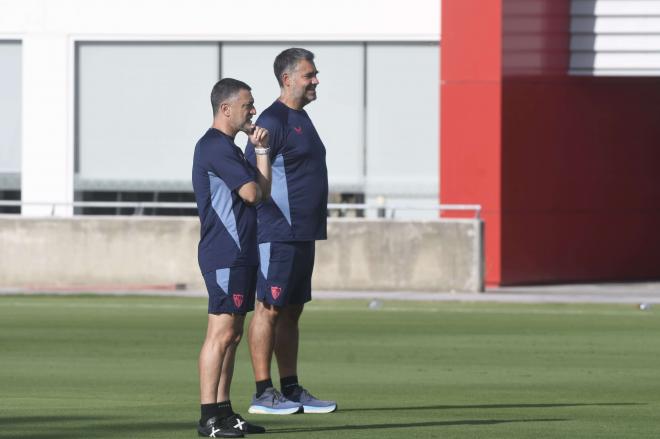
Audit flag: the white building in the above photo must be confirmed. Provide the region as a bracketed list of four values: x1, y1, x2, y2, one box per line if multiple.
[0, 0, 440, 217]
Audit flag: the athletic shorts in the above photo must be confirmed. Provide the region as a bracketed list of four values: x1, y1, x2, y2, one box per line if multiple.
[202, 265, 257, 315]
[257, 241, 315, 307]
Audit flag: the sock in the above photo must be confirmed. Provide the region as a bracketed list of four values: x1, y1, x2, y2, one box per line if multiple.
[280, 375, 300, 398]
[256, 378, 273, 398]
[200, 403, 219, 424]
[217, 400, 234, 418]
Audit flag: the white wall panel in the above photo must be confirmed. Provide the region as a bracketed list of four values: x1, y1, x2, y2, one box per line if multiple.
[0, 0, 440, 214]
[222, 43, 365, 193]
[21, 34, 73, 215]
[572, 52, 660, 70]
[77, 43, 219, 189]
[572, 0, 660, 15]
[572, 17, 660, 34]
[0, 0, 440, 41]
[570, 0, 660, 75]
[0, 41, 21, 179]
[365, 43, 439, 217]
[571, 35, 660, 51]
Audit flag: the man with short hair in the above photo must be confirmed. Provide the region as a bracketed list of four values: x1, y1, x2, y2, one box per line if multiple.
[245, 48, 336, 415]
[192, 78, 271, 437]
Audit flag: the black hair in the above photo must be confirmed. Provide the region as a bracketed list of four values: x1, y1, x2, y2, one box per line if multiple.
[273, 48, 315, 87]
[210, 78, 251, 116]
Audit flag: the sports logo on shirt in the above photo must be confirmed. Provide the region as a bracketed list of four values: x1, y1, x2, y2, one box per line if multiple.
[232, 294, 244, 308]
[293, 126, 303, 135]
[271, 286, 282, 299]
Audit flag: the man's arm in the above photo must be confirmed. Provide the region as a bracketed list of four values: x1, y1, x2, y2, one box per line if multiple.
[238, 126, 270, 205]
[237, 182, 262, 206]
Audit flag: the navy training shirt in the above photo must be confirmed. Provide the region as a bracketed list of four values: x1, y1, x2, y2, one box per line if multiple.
[192, 128, 258, 274]
[245, 100, 328, 243]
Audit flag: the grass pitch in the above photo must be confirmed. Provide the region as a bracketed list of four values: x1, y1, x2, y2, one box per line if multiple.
[0, 295, 659, 438]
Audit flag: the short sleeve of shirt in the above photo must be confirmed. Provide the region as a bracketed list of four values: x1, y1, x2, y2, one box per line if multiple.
[246, 113, 286, 165]
[208, 142, 255, 191]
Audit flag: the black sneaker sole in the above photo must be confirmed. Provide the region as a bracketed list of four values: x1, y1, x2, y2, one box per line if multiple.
[243, 424, 266, 434]
[197, 426, 244, 438]
[197, 430, 243, 438]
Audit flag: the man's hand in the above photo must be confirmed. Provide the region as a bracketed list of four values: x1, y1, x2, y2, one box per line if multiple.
[248, 125, 270, 148]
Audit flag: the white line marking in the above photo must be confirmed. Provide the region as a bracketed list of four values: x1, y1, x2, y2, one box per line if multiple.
[0, 300, 651, 317]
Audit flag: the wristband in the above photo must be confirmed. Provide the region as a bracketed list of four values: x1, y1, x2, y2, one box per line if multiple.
[254, 147, 270, 155]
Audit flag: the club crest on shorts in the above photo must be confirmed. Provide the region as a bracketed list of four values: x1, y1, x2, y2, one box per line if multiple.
[270, 286, 282, 300]
[232, 294, 244, 308]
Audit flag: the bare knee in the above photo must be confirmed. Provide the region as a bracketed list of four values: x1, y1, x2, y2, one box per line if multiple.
[254, 301, 282, 325]
[205, 315, 244, 348]
[208, 326, 242, 347]
[229, 328, 243, 345]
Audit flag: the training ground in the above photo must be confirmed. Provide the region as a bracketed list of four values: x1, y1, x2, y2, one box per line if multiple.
[1, 294, 659, 439]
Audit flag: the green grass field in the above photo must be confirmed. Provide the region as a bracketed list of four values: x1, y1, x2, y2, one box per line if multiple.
[1, 295, 659, 438]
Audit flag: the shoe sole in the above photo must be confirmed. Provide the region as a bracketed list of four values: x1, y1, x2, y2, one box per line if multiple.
[248, 405, 302, 415]
[197, 429, 244, 438]
[302, 404, 337, 414]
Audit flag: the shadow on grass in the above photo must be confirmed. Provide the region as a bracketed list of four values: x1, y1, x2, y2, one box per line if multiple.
[339, 402, 644, 413]
[269, 418, 568, 434]
[0, 415, 191, 439]
[0, 415, 119, 425]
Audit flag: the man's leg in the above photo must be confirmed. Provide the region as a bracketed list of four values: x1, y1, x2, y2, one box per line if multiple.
[198, 313, 245, 437]
[217, 327, 240, 403]
[274, 242, 336, 414]
[248, 301, 280, 382]
[247, 300, 302, 414]
[197, 266, 266, 437]
[214, 330, 266, 435]
[199, 313, 244, 405]
[274, 303, 303, 379]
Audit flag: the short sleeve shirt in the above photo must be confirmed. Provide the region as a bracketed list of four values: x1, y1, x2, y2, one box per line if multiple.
[245, 100, 328, 243]
[192, 128, 258, 273]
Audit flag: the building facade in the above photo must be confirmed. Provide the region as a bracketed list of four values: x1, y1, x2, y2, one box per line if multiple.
[442, 0, 660, 284]
[0, 0, 440, 217]
[3, 0, 660, 285]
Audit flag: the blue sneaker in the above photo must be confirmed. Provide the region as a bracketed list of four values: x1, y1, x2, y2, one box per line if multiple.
[248, 387, 302, 415]
[288, 387, 337, 414]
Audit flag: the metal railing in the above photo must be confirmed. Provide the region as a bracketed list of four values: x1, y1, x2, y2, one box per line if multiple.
[326, 203, 481, 219]
[0, 200, 481, 219]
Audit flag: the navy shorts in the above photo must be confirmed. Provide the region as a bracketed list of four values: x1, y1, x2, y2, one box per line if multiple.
[257, 241, 315, 307]
[202, 266, 257, 315]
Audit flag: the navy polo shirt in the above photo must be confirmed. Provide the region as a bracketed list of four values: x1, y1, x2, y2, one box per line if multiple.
[245, 100, 328, 243]
[192, 128, 258, 273]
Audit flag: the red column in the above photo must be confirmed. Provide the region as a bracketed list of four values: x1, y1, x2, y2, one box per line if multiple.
[441, 0, 503, 285]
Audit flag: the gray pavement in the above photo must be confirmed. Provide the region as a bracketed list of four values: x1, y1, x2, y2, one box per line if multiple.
[1, 281, 660, 304]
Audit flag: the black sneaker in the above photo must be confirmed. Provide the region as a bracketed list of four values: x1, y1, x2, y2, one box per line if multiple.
[197, 416, 244, 438]
[225, 413, 266, 434]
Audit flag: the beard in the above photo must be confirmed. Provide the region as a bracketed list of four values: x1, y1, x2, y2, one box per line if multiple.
[297, 86, 316, 105]
[237, 119, 253, 134]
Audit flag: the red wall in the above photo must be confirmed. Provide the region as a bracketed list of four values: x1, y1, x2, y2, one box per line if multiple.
[502, 77, 660, 283]
[442, 0, 660, 285]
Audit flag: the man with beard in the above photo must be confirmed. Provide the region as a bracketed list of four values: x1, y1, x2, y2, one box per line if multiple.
[245, 48, 336, 415]
[192, 78, 271, 437]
